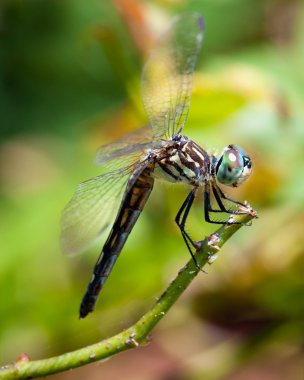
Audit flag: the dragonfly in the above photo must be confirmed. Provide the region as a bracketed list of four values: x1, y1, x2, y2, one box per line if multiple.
[61, 13, 253, 319]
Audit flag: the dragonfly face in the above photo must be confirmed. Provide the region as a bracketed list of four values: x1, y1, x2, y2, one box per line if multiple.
[61, 13, 254, 318]
[215, 145, 253, 187]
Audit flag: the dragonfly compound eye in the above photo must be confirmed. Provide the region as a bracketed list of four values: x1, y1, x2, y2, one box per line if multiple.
[216, 145, 252, 187]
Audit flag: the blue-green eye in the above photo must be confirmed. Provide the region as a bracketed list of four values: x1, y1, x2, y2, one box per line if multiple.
[216, 145, 252, 187]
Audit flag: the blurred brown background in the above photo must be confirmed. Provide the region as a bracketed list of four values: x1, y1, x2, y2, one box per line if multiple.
[0, 0, 303, 379]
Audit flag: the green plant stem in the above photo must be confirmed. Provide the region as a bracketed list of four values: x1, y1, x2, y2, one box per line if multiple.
[0, 211, 256, 380]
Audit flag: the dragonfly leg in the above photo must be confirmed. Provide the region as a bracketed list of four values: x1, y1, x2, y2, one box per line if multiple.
[175, 188, 205, 272]
[216, 185, 250, 209]
[204, 186, 225, 224]
[204, 184, 250, 225]
[212, 184, 250, 215]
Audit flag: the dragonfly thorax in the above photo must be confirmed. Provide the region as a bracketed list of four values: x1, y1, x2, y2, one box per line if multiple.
[154, 136, 210, 185]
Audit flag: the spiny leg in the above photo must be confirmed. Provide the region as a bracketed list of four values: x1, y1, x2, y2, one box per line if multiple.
[204, 185, 225, 224]
[216, 185, 250, 209]
[175, 189, 195, 250]
[204, 183, 251, 225]
[213, 184, 252, 225]
[212, 184, 250, 215]
[175, 188, 204, 271]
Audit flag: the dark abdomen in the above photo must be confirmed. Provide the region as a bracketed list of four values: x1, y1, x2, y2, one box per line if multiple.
[79, 162, 155, 318]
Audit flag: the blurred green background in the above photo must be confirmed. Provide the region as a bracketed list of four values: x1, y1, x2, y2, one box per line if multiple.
[1, 0, 303, 379]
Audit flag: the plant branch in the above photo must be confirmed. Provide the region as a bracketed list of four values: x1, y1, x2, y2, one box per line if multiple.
[0, 209, 257, 380]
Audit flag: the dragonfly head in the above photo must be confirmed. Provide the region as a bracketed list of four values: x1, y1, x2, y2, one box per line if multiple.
[215, 145, 252, 187]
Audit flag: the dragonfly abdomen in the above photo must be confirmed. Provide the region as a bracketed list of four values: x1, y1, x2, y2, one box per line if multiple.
[79, 162, 155, 319]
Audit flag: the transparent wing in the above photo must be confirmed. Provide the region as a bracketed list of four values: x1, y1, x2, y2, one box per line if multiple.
[61, 162, 145, 255]
[96, 126, 155, 169]
[141, 12, 204, 141]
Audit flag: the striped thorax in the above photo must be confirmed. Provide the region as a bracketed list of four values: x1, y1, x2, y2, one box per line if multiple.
[154, 135, 210, 186]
